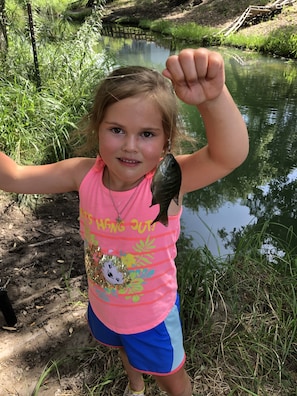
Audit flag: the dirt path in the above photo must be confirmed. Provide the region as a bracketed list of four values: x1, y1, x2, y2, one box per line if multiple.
[0, 192, 163, 394]
[0, 192, 93, 395]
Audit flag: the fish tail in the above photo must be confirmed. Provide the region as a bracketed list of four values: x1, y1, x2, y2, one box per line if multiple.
[151, 211, 168, 227]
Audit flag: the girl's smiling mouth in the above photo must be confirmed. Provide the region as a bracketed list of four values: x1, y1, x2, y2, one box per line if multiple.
[118, 158, 141, 166]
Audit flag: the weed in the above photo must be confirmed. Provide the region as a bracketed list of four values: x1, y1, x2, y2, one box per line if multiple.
[1, 2, 113, 164]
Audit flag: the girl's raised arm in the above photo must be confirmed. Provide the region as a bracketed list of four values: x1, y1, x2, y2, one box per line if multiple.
[0, 152, 95, 194]
[162, 48, 249, 195]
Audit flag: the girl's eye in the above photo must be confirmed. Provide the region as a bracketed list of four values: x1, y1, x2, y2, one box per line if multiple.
[142, 131, 154, 138]
[111, 127, 123, 134]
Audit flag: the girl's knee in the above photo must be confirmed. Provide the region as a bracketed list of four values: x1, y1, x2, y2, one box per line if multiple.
[154, 368, 192, 396]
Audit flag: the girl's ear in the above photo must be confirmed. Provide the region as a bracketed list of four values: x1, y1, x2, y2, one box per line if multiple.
[163, 138, 171, 153]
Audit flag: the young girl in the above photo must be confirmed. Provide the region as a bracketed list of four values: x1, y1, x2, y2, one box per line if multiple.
[0, 48, 248, 396]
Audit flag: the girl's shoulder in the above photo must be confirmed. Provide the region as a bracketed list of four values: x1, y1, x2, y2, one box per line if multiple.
[71, 157, 97, 189]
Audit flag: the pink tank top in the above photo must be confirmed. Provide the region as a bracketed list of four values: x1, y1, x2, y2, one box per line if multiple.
[79, 157, 182, 334]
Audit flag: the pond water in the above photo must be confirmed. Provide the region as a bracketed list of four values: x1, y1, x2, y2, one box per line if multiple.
[98, 31, 297, 258]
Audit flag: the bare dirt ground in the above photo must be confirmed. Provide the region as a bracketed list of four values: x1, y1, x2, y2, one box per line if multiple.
[1, 1, 297, 395]
[0, 192, 92, 395]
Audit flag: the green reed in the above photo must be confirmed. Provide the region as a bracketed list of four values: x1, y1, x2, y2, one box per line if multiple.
[1, 1, 110, 164]
[175, 222, 297, 395]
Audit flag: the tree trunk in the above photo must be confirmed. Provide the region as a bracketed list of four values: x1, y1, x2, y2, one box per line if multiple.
[0, 0, 8, 52]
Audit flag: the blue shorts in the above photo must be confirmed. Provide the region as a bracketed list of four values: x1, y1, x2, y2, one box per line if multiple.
[87, 296, 186, 376]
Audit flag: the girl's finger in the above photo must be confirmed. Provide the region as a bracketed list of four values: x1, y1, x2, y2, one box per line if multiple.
[163, 54, 185, 83]
[206, 51, 225, 81]
[193, 48, 209, 79]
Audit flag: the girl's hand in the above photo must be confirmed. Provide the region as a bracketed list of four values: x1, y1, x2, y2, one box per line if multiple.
[162, 48, 225, 106]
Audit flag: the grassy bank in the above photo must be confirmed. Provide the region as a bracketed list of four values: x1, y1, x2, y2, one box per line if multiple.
[137, 18, 297, 59]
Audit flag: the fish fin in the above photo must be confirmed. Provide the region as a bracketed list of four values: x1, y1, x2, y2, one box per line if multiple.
[150, 197, 158, 207]
[151, 211, 168, 227]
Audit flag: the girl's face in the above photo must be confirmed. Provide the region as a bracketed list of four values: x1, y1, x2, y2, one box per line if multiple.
[98, 95, 167, 191]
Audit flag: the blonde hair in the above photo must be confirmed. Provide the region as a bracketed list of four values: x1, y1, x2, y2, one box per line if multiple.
[75, 65, 184, 156]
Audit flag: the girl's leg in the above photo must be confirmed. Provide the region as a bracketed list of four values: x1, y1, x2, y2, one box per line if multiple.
[119, 348, 145, 392]
[153, 365, 192, 396]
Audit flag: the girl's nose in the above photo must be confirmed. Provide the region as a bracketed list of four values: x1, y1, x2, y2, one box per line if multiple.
[122, 135, 137, 152]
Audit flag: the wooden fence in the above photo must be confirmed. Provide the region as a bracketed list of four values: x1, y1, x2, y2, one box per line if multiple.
[219, 0, 295, 36]
[102, 25, 156, 41]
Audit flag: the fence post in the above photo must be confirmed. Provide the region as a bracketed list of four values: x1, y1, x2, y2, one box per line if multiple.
[26, 1, 41, 90]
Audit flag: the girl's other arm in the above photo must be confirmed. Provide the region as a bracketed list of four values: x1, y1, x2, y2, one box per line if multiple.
[0, 152, 95, 194]
[163, 48, 249, 195]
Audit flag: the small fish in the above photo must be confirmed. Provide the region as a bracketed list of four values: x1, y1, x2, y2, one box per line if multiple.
[150, 153, 182, 226]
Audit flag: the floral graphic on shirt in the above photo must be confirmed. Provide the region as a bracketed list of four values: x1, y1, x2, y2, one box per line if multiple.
[133, 236, 155, 266]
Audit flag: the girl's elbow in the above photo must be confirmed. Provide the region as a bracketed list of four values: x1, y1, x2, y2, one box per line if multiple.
[241, 137, 250, 163]
[233, 142, 249, 169]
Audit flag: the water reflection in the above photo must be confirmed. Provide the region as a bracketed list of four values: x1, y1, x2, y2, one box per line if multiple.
[99, 32, 297, 257]
[99, 35, 172, 69]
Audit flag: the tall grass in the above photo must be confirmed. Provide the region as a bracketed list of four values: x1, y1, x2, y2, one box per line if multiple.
[222, 26, 297, 58]
[139, 19, 219, 46]
[222, 33, 267, 52]
[1, 1, 112, 164]
[175, 223, 297, 395]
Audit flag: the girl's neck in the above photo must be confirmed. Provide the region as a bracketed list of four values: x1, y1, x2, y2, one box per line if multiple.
[103, 166, 145, 191]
